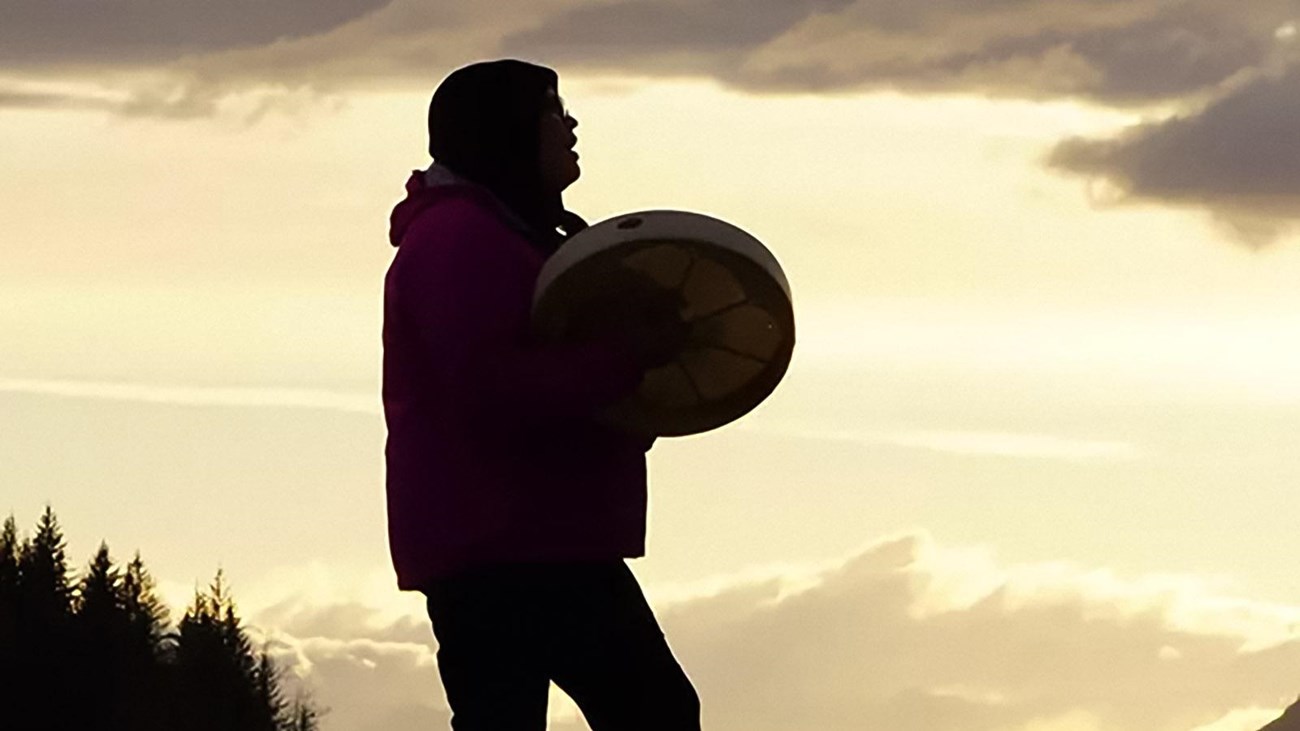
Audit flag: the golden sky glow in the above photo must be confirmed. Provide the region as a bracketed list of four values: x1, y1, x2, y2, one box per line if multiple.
[5, 72, 1300, 730]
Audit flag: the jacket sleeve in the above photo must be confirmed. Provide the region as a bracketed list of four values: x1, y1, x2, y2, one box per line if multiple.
[393, 200, 646, 432]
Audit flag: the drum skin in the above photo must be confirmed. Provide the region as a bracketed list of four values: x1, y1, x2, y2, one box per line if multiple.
[532, 210, 795, 437]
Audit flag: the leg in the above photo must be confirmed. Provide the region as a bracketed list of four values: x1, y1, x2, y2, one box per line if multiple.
[424, 570, 551, 731]
[544, 562, 701, 731]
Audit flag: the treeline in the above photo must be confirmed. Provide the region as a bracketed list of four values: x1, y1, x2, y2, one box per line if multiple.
[0, 506, 321, 731]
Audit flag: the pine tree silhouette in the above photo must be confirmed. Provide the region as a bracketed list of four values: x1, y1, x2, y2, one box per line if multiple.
[77, 543, 124, 618]
[170, 569, 323, 730]
[285, 692, 325, 731]
[120, 551, 173, 731]
[122, 551, 169, 653]
[0, 515, 22, 721]
[255, 644, 289, 728]
[0, 514, 19, 637]
[73, 542, 130, 728]
[13, 506, 76, 731]
[0, 507, 321, 731]
[0, 514, 18, 599]
[20, 505, 73, 618]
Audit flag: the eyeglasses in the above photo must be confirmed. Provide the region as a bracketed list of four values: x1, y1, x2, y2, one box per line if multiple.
[545, 92, 572, 120]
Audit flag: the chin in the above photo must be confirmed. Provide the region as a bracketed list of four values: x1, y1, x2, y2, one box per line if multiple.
[543, 162, 581, 194]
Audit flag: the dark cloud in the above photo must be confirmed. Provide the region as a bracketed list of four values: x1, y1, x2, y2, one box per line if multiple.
[505, 0, 1297, 102]
[0, 0, 393, 66]
[924, 2, 1276, 102]
[0, 88, 115, 110]
[4, 0, 1295, 112]
[0, 0, 573, 119]
[0, 78, 253, 119]
[505, 0, 853, 60]
[1050, 67, 1300, 244]
[4, 0, 1296, 235]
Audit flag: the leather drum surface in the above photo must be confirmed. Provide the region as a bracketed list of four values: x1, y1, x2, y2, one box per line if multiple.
[532, 210, 795, 436]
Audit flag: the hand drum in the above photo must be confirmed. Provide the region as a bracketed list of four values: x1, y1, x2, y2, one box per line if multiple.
[531, 210, 795, 437]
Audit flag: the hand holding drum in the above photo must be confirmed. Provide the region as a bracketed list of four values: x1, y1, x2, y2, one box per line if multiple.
[564, 267, 690, 369]
[532, 210, 795, 437]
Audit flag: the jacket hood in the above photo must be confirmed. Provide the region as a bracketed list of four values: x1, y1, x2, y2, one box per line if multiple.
[427, 60, 562, 243]
[388, 163, 532, 247]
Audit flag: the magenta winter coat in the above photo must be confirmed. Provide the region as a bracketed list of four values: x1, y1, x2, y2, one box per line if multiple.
[383, 169, 654, 589]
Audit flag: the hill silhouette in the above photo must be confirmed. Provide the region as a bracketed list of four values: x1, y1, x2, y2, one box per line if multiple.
[1261, 699, 1300, 730]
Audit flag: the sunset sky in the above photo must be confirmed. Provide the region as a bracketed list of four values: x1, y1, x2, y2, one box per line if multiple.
[5, 1, 1300, 729]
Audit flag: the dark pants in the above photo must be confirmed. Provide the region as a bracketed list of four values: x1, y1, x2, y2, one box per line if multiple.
[423, 560, 701, 730]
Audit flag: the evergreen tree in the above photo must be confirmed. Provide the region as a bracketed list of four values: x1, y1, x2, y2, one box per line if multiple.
[19, 504, 73, 617]
[73, 542, 130, 729]
[0, 514, 19, 626]
[117, 551, 171, 731]
[174, 570, 274, 731]
[122, 551, 169, 656]
[14, 505, 75, 731]
[284, 691, 324, 731]
[77, 542, 125, 619]
[0, 515, 21, 713]
[0, 514, 18, 603]
[254, 644, 288, 729]
[1, 508, 320, 730]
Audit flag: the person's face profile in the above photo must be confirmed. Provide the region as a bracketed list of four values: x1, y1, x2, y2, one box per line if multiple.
[538, 87, 581, 195]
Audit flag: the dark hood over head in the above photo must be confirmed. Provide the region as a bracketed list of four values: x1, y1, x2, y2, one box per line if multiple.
[424, 59, 579, 253]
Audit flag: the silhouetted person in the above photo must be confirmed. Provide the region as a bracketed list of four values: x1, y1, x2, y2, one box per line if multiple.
[383, 59, 701, 730]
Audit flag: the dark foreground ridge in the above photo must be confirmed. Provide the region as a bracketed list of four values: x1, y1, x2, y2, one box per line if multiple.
[1261, 698, 1300, 730]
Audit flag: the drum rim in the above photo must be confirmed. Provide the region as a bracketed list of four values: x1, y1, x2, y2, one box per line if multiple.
[530, 209, 795, 436]
[534, 209, 790, 309]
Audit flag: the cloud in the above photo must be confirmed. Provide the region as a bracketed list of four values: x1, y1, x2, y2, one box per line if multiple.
[0, 0, 567, 119]
[0, 87, 119, 110]
[503, 0, 855, 69]
[1049, 66, 1300, 245]
[0, 377, 1143, 463]
[0, 377, 378, 414]
[3, 0, 1296, 120]
[0, 0, 393, 67]
[662, 534, 1300, 731]
[265, 634, 450, 731]
[504, 0, 1296, 102]
[740, 423, 1141, 462]
[250, 532, 1300, 731]
[2, 3, 1290, 251]
[1190, 707, 1292, 731]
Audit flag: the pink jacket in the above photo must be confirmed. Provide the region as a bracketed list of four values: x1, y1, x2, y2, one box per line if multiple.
[383, 169, 653, 589]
